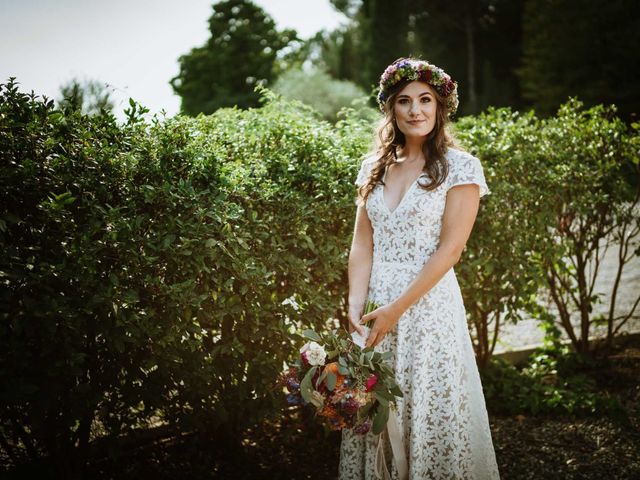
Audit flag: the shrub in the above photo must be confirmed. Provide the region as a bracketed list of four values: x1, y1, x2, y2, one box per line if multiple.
[481, 347, 627, 420]
[0, 79, 371, 475]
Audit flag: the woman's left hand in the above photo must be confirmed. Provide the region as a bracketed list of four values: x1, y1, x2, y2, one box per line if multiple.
[360, 302, 404, 349]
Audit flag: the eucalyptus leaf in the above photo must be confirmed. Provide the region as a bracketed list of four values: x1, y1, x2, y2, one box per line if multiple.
[326, 372, 337, 391]
[300, 366, 318, 403]
[374, 386, 395, 401]
[389, 384, 404, 397]
[302, 329, 322, 342]
[372, 405, 389, 435]
[316, 368, 328, 388]
[381, 351, 393, 361]
[358, 400, 375, 419]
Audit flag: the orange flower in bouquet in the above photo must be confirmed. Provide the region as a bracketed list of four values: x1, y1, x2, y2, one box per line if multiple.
[276, 300, 403, 435]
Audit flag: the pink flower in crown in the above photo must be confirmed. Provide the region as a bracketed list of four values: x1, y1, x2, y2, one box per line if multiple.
[444, 79, 455, 96]
[365, 374, 378, 392]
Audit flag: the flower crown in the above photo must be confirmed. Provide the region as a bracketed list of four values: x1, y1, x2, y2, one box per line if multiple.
[377, 58, 459, 115]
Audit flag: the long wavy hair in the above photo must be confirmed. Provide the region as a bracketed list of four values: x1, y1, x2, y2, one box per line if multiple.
[356, 78, 462, 207]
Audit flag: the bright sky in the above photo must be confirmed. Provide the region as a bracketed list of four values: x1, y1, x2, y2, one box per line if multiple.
[0, 0, 347, 120]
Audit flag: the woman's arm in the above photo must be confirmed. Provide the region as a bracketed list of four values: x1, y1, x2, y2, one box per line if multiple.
[361, 183, 481, 347]
[348, 203, 374, 336]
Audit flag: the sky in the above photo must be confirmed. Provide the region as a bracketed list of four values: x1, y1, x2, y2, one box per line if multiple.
[0, 0, 347, 120]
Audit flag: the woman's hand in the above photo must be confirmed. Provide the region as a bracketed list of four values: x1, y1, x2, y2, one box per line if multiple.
[360, 303, 403, 348]
[348, 304, 366, 337]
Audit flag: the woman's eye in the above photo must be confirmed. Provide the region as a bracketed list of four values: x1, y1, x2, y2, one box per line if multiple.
[421, 97, 431, 103]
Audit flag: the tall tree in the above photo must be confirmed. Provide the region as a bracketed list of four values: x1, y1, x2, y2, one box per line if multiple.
[518, 0, 640, 119]
[327, 0, 524, 114]
[170, 0, 296, 115]
[408, 0, 524, 115]
[306, 25, 367, 86]
[328, 0, 412, 92]
[363, 0, 411, 91]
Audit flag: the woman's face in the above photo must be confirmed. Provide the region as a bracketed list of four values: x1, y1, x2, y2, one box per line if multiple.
[393, 81, 438, 138]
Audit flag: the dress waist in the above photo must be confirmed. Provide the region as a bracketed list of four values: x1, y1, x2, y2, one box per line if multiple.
[372, 259, 427, 269]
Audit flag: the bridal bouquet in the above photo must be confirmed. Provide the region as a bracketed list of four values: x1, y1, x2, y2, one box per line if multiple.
[277, 300, 403, 435]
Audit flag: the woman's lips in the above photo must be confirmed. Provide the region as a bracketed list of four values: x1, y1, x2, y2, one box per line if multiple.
[408, 120, 424, 124]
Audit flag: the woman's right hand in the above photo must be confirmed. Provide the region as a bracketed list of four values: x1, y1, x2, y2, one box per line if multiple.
[348, 305, 366, 337]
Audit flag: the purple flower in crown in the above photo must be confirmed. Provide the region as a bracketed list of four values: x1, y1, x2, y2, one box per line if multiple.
[376, 57, 459, 115]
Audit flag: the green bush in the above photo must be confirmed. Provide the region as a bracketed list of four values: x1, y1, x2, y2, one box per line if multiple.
[454, 108, 551, 367]
[481, 347, 627, 419]
[453, 101, 639, 365]
[0, 79, 371, 475]
[2, 76, 637, 477]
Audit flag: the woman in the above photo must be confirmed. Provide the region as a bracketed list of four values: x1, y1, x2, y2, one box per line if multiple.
[339, 57, 501, 479]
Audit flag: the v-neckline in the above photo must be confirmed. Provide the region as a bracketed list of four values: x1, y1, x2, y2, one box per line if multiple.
[381, 166, 426, 215]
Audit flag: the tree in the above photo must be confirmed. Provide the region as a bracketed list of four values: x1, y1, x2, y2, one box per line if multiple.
[536, 100, 640, 355]
[57, 77, 115, 115]
[327, 0, 411, 97]
[271, 66, 374, 123]
[518, 0, 640, 119]
[407, 0, 524, 115]
[170, 0, 296, 115]
[327, 0, 525, 114]
[363, 0, 410, 90]
[306, 26, 367, 86]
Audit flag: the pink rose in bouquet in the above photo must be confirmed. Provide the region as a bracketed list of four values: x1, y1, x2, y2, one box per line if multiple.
[276, 300, 403, 436]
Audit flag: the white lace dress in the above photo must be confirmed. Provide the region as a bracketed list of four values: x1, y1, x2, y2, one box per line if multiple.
[339, 147, 501, 480]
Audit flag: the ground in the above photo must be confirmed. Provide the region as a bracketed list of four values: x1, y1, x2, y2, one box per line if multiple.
[7, 337, 640, 480]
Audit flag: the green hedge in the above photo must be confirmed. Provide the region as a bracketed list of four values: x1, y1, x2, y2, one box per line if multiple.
[0, 80, 373, 474]
[454, 100, 638, 364]
[1, 78, 637, 475]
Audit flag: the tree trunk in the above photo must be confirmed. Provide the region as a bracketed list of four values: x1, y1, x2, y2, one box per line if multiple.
[464, 6, 477, 114]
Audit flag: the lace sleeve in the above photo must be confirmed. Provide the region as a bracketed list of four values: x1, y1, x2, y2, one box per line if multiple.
[355, 156, 375, 187]
[447, 150, 490, 198]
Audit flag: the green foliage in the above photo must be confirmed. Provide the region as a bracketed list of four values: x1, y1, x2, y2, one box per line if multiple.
[483, 305, 629, 421]
[271, 67, 375, 123]
[519, 0, 640, 119]
[481, 347, 627, 420]
[534, 99, 639, 352]
[0, 77, 371, 472]
[322, 0, 526, 114]
[306, 25, 366, 85]
[454, 99, 639, 362]
[2, 72, 637, 474]
[169, 0, 297, 115]
[454, 108, 551, 365]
